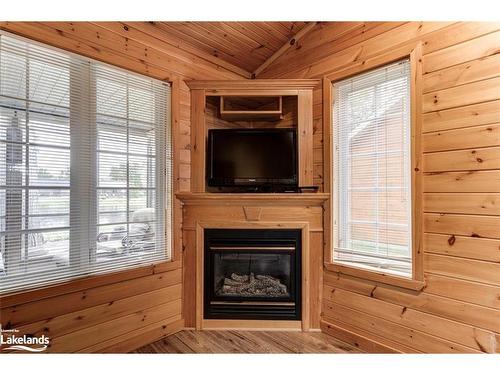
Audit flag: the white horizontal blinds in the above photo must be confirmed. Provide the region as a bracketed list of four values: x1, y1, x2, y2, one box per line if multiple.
[0, 34, 171, 293]
[332, 59, 412, 278]
[93, 64, 171, 272]
[0, 35, 76, 289]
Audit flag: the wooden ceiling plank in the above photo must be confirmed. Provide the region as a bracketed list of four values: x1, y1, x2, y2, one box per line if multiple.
[228, 22, 285, 51]
[266, 22, 453, 80]
[259, 22, 406, 78]
[247, 22, 287, 49]
[253, 22, 318, 77]
[263, 22, 297, 39]
[165, 22, 263, 68]
[39, 22, 242, 81]
[188, 22, 253, 53]
[93, 22, 251, 78]
[261, 22, 375, 76]
[126, 22, 252, 78]
[173, 22, 250, 57]
[155, 22, 257, 74]
[190, 22, 270, 62]
[158, 22, 235, 55]
[288, 22, 368, 56]
[217, 22, 276, 57]
[260, 22, 290, 40]
[204, 22, 266, 51]
[184, 22, 266, 71]
[281, 22, 308, 34]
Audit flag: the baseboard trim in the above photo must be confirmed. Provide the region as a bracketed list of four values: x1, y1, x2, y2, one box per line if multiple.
[202, 319, 302, 331]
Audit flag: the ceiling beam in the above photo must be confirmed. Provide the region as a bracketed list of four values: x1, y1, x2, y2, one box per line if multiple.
[252, 22, 317, 78]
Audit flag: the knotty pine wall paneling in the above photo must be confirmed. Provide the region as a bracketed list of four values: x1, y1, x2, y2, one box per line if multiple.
[259, 21, 500, 353]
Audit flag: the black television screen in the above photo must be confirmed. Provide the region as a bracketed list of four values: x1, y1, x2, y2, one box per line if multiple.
[207, 128, 297, 188]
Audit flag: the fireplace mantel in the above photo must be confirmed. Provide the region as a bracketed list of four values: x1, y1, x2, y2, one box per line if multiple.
[177, 192, 329, 331]
[176, 192, 330, 205]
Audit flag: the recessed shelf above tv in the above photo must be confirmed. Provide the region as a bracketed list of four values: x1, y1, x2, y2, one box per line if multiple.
[219, 95, 283, 121]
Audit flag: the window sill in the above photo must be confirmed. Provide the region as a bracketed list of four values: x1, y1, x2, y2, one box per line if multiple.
[324, 262, 425, 291]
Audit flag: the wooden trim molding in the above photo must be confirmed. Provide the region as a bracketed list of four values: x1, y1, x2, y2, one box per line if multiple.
[190, 89, 206, 193]
[298, 90, 314, 186]
[323, 42, 425, 290]
[171, 75, 182, 263]
[176, 192, 330, 206]
[324, 263, 425, 291]
[202, 319, 302, 331]
[325, 41, 423, 82]
[322, 78, 333, 266]
[185, 79, 320, 90]
[193, 220, 312, 331]
[410, 43, 424, 282]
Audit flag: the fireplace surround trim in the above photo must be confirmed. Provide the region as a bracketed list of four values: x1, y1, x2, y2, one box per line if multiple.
[194, 220, 311, 331]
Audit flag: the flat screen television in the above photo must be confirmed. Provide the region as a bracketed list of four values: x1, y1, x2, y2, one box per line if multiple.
[207, 128, 297, 190]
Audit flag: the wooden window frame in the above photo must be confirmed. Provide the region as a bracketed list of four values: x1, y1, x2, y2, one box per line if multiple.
[323, 42, 424, 291]
[0, 30, 181, 298]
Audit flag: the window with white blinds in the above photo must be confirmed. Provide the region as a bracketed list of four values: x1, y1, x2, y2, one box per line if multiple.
[0, 33, 172, 293]
[332, 59, 412, 278]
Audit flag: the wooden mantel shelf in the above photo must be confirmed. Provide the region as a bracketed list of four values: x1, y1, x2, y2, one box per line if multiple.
[176, 192, 330, 206]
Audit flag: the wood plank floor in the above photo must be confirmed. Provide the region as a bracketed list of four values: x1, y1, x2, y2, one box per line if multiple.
[133, 330, 362, 353]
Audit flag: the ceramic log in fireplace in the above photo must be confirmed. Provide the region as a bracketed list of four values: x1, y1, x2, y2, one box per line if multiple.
[204, 229, 302, 320]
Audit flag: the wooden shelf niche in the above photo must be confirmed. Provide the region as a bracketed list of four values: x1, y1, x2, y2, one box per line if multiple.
[207, 95, 296, 129]
[219, 95, 283, 121]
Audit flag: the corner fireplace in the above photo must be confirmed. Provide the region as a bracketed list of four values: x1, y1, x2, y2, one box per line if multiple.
[204, 229, 301, 320]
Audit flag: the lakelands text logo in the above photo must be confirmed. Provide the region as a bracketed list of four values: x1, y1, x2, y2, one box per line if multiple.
[0, 325, 49, 352]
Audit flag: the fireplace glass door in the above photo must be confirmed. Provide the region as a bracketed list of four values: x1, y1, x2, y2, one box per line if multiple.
[204, 229, 301, 320]
[213, 250, 293, 300]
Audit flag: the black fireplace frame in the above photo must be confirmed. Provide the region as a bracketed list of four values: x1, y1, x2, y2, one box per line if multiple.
[204, 228, 302, 320]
